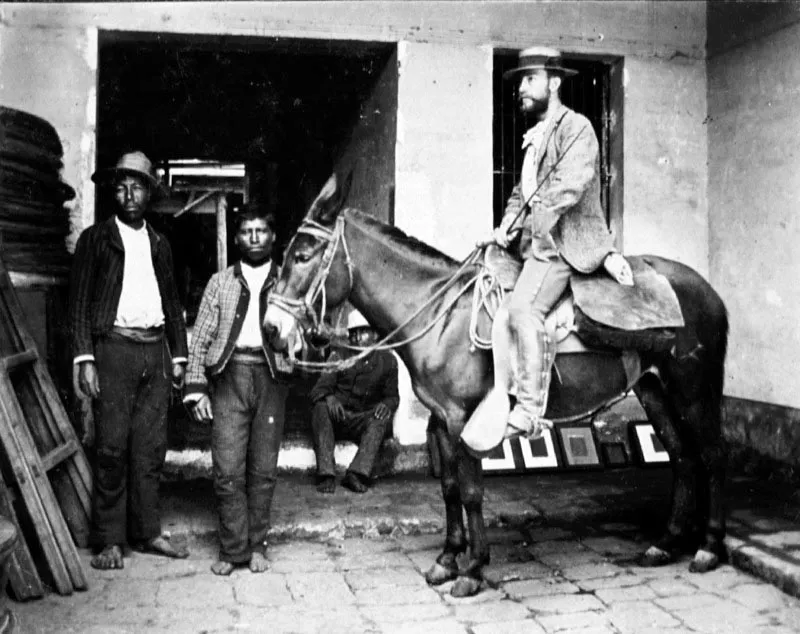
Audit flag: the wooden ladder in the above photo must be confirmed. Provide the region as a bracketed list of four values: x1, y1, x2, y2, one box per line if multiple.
[0, 256, 90, 595]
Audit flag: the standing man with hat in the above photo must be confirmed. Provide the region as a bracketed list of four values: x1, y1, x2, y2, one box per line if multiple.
[69, 150, 189, 570]
[184, 204, 292, 576]
[492, 48, 634, 441]
[308, 310, 399, 494]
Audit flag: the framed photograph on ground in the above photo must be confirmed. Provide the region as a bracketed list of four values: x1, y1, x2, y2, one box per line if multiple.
[481, 439, 516, 473]
[556, 423, 602, 469]
[601, 442, 629, 468]
[631, 422, 670, 465]
[519, 428, 560, 470]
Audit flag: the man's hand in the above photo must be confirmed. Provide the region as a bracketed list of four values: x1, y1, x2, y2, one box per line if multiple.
[325, 395, 345, 423]
[78, 361, 100, 399]
[190, 395, 213, 423]
[603, 253, 634, 286]
[372, 403, 392, 422]
[172, 362, 186, 390]
[492, 215, 518, 249]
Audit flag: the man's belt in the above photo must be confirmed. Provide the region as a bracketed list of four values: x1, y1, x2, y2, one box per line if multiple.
[230, 346, 267, 365]
[110, 325, 165, 344]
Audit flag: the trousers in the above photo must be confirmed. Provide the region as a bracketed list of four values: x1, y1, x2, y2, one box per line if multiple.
[211, 360, 288, 563]
[92, 332, 169, 546]
[310, 403, 389, 479]
[507, 255, 572, 420]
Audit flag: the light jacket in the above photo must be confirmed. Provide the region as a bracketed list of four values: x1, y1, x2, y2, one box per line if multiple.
[504, 104, 615, 273]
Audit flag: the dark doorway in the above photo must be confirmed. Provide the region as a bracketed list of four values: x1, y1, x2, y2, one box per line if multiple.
[96, 32, 397, 446]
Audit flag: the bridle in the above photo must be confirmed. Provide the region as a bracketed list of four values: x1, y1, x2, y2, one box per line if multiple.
[267, 213, 354, 342]
[267, 209, 491, 372]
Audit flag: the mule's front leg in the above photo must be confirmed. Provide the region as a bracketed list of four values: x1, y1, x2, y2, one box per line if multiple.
[451, 444, 488, 597]
[425, 418, 466, 586]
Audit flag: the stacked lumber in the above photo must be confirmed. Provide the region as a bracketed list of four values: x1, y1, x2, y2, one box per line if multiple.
[0, 255, 90, 598]
[0, 106, 74, 277]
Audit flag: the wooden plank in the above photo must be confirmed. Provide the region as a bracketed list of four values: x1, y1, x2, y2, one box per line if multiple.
[0, 472, 44, 600]
[0, 257, 92, 537]
[2, 350, 37, 372]
[41, 441, 78, 473]
[0, 377, 73, 595]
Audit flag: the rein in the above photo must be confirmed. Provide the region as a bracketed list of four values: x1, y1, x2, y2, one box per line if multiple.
[270, 124, 588, 372]
[268, 210, 489, 372]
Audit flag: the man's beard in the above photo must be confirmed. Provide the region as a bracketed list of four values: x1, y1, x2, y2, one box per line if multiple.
[519, 87, 550, 117]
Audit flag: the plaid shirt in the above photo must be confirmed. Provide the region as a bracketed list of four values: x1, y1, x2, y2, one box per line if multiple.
[185, 260, 291, 396]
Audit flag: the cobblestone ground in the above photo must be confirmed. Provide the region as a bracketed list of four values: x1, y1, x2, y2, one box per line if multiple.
[12, 520, 800, 634]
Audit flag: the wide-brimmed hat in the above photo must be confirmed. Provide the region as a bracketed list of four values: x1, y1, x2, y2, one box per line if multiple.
[503, 47, 578, 80]
[91, 151, 159, 188]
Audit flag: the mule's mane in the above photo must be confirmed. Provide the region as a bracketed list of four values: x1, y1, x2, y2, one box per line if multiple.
[345, 208, 457, 268]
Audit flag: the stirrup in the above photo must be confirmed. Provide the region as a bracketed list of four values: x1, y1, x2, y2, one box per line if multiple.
[505, 406, 552, 441]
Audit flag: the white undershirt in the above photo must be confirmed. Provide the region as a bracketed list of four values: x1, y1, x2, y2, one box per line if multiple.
[236, 261, 272, 348]
[114, 217, 164, 329]
[520, 119, 548, 202]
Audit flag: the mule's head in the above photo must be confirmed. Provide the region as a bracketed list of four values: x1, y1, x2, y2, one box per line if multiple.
[264, 173, 353, 356]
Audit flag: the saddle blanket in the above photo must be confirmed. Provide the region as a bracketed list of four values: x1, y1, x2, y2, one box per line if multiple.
[570, 256, 684, 332]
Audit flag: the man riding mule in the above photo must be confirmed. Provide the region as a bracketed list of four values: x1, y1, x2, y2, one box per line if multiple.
[491, 47, 633, 444]
[263, 54, 728, 598]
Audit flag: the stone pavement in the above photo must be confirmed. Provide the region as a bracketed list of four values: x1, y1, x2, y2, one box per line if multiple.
[10, 468, 800, 633]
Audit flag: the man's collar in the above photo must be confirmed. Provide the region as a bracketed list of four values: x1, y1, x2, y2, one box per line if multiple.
[114, 215, 147, 234]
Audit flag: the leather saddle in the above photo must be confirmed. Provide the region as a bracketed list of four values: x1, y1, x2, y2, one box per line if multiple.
[475, 245, 684, 354]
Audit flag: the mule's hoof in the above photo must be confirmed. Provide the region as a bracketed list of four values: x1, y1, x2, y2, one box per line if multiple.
[451, 576, 482, 598]
[639, 545, 673, 567]
[425, 562, 458, 586]
[689, 549, 719, 573]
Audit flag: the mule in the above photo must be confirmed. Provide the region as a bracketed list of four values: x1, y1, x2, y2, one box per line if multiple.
[264, 175, 728, 597]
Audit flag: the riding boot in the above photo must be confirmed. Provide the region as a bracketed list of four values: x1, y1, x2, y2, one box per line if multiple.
[506, 328, 555, 440]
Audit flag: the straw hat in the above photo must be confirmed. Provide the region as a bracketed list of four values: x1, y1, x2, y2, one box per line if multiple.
[91, 151, 159, 188]
[503, 47, 578, 80]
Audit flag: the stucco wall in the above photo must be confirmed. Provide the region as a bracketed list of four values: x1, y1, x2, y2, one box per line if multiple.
[708, 16, 800, 410]
[332, 48, 398, 223]
[623, 56, 708, 275]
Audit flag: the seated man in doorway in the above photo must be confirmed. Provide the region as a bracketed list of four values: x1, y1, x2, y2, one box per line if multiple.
[492, 47, 633, 441]
[184, 204, 291, 576]
[309, 311, 399, 494]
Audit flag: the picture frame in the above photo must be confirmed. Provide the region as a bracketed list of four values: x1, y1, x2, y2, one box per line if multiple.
[519, 428, 560, 470]
[481, 439, 517, 473]
[556, 423, 602, 469]
[601, 441, 629, 468]
[631, 422, 670, 465]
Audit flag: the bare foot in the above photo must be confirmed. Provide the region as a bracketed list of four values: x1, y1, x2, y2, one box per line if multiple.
[91, 544, 124, 570]
[316, 475, 336, 494]
[136, 535, 189, 559]
[341, 471, 369, 493]
[210, 560, 236, 576]
[249, 551, 270, 573]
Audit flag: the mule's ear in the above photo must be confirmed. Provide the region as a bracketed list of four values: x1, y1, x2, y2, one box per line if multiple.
[308, 172, 352, 225]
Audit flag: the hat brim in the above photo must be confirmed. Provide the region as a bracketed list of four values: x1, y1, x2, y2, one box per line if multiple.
[503, 64, 578, 80]
[91, 166, 159, 189]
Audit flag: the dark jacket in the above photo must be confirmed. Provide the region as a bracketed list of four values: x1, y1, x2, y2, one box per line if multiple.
[504, 104, 615, 273]
[309, 350, 399, 414]
[68, 216, 188, 360]
[185, 261, 293, 396]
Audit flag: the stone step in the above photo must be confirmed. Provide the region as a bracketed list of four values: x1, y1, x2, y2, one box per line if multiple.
[163, 438, 431, 481]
